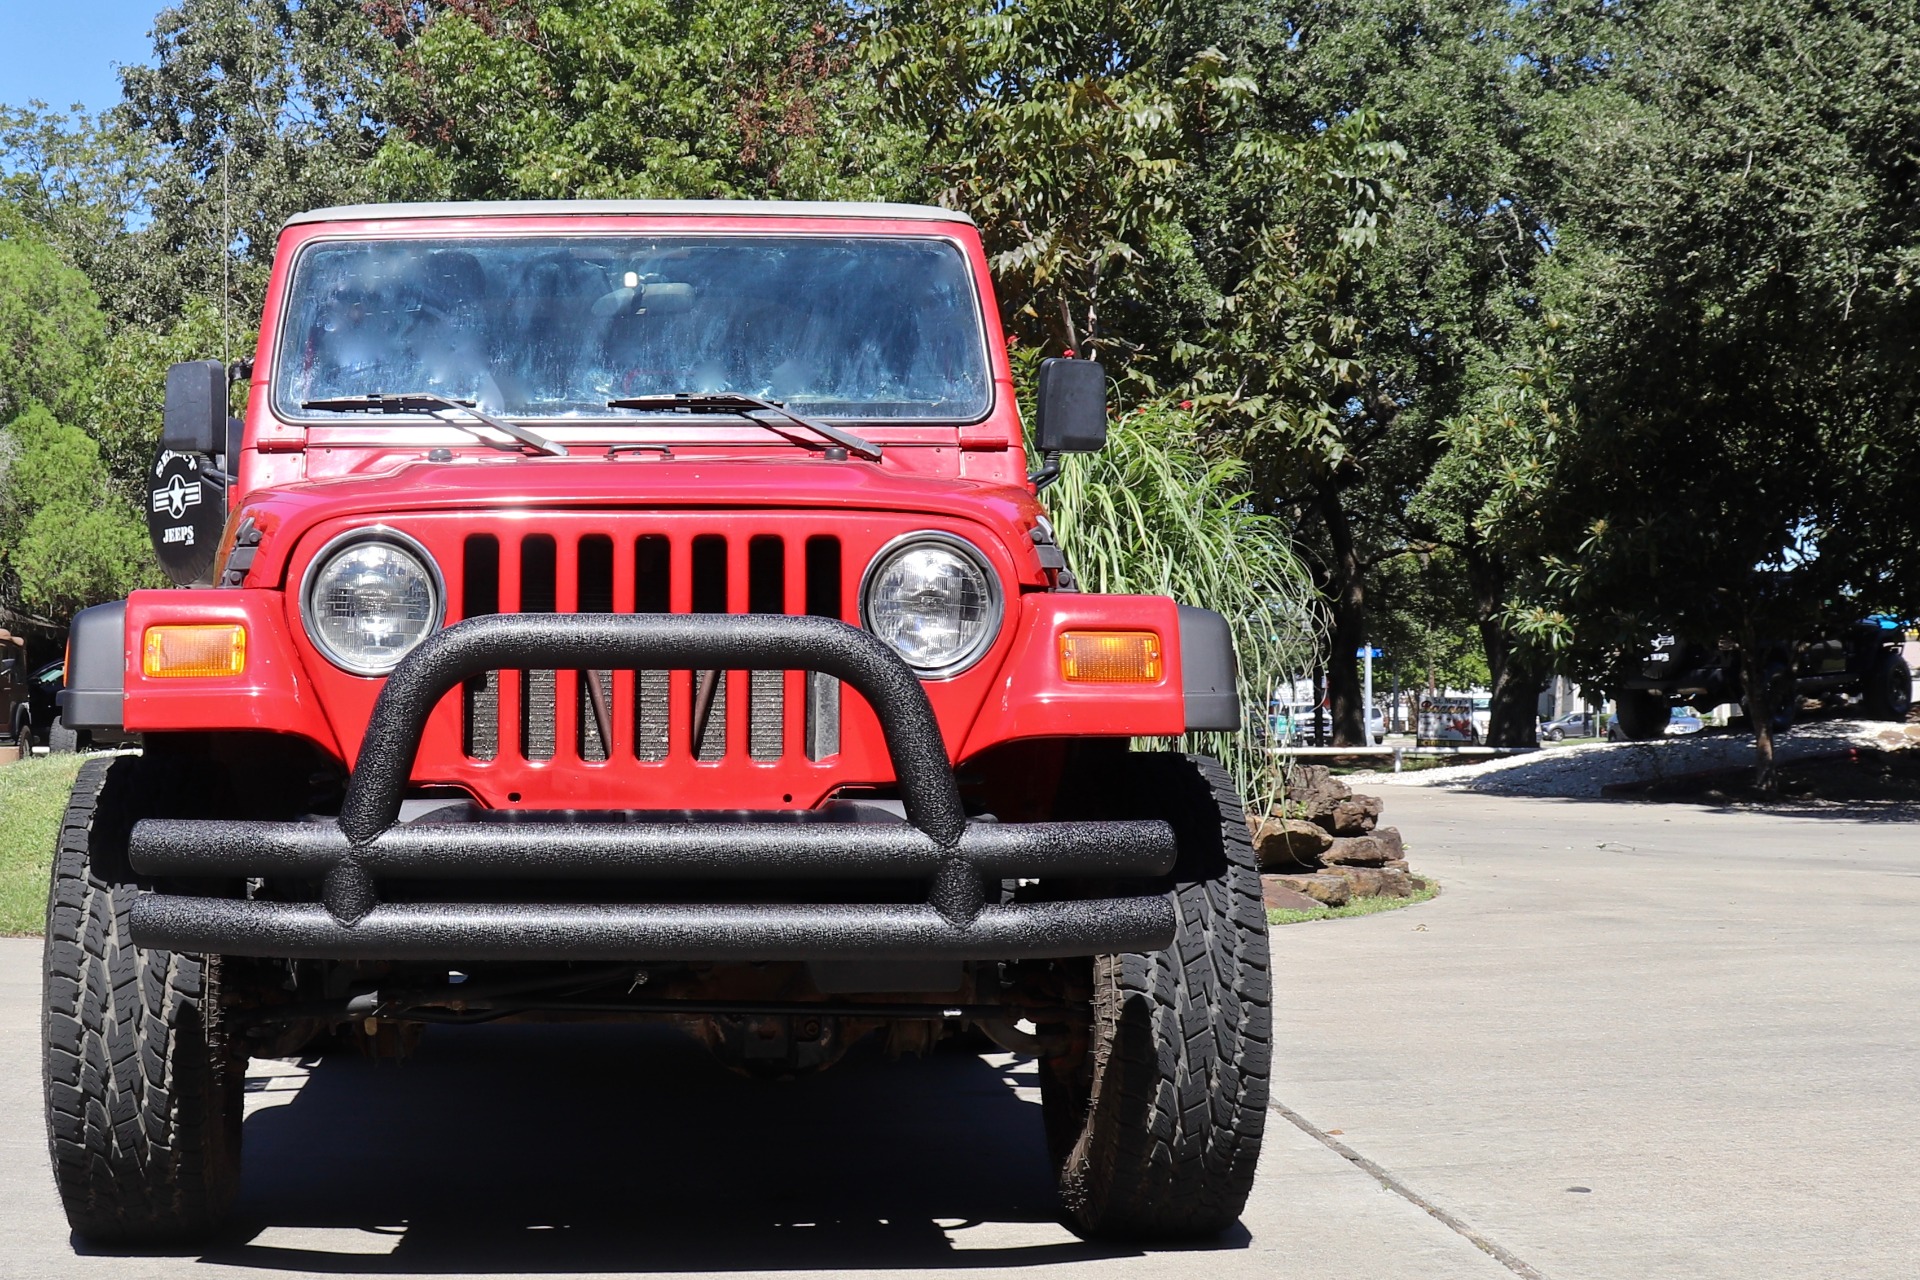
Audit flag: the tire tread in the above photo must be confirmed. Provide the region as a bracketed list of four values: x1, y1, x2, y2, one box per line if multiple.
[1052, 752, 1271, 1240]
[41, 755, 241, 1246]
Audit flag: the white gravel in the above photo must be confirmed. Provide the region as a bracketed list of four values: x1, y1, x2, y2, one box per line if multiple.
[1348, 719, 1920, 798]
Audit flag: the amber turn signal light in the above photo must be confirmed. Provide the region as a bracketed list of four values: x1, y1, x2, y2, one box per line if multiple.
[143, 625, 247, 678]
[1058, 631, 1163, 683]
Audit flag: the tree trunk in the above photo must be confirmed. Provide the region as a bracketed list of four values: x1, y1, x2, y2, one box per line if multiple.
[1486, 662, 1543, 746]
[1738, 638, 1778, 793]
[1462, 548, 1540, 746]
[1317, 479, 1368, 747]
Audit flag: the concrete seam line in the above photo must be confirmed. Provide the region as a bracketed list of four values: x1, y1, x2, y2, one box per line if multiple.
[1270, 1099, 1548, 1280]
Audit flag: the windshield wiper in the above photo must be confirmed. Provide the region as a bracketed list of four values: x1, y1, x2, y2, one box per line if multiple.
[605, 392, 881, 461]
[302, 393, 569, 458]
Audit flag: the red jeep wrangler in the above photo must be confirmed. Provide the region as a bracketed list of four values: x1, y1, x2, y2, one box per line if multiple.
[46, 201, 1267, 1246]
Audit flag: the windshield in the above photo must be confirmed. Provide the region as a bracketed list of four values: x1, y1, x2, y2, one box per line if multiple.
[275, 234, 991, 422]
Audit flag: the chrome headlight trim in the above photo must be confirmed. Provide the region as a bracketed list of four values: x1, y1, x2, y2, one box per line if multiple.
[298, 526, 447, 677]
[858, 530, 1004, 680]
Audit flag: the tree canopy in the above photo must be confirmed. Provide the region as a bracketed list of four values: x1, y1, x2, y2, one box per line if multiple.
[0, 0, 1915, 776]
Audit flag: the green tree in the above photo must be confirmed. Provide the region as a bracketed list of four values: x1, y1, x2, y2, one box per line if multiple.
[1525, 0, 1920, 782]
[114, 0, 386, 327]
[370, 1, 917, 203]
[0, 230, 106, 424]
[1170, 0, 1565, 745]
[871, 2, 1252, 361]
[0, 404, 154, 621]
[0, 104, 155, 303]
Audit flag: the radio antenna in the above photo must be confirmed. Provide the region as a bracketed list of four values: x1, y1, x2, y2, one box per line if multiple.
[221, 139, 231, 367]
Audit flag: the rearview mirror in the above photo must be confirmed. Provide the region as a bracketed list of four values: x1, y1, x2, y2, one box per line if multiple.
[1034, 357, 1107, 454]
[161, 360, 227, 455]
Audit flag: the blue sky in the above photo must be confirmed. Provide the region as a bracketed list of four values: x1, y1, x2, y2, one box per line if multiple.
[0, 1, 160, 114]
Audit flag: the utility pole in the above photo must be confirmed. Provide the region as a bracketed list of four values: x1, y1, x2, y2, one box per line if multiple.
[1361, 645, 1374, 736]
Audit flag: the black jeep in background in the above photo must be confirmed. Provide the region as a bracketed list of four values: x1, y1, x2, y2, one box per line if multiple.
[1609, 619, 1913, 740]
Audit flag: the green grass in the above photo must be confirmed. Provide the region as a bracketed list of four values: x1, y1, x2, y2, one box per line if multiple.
[1267, 881, 1439, 926]
[0, 753, 85, 935]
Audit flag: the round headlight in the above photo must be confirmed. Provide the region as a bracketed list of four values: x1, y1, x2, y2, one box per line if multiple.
[860, 533, 1002, 678]
[301, 530, 445, 675]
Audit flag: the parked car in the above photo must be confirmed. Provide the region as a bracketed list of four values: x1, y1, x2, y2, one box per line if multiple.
[1610, 618, 1911, 740]
[1269, 700, 1384, 744]
[1665, 709, 1704, 736]
[1606, 706, 1707, 741]
[0, 632, 28, 745]
[26, 659, 90, 751]
[1541, 710, 1599, 742]
[1468, 693, 1492, 741]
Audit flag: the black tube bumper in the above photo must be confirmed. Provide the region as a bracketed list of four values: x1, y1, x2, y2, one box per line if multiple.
[130, 897, 1174, 963]
[128, 613, 1179, 963]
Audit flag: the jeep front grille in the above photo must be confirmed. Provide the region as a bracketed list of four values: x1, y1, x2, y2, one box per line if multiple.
[455, 530, 845, 768]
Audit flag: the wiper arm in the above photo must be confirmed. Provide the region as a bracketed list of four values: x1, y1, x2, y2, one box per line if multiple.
[606, 392, 882, 461]
[302, 393, 569, 457]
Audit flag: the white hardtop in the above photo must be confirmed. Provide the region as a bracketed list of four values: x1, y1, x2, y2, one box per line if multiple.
[284, 200, 975, 229]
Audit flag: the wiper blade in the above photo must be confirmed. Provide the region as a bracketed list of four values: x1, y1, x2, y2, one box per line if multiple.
[606, 392, 882, 461]
[302, 392, 569, 457]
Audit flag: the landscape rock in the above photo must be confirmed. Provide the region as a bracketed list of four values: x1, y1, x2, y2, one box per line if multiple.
[1371, 827, 1405, 860]
[1254, 818, 1334, 871]
[1261, 878, 1328, 912]
[1326, 794, 1383, 835]
[1329, 865, 1415, 898]
[1279, 765, 1351, 822]
[1262, 872, 1353, 907]
[1323, 835, 1395, 867]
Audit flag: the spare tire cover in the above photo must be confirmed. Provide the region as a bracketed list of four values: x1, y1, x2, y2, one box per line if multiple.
[146, 448, 223, 586]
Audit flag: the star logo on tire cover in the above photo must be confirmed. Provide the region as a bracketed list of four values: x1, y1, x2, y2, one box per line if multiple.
[151, 473, 203, 520]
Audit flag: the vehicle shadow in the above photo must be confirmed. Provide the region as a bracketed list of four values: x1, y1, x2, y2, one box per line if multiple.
[187, 1023, 1237, 1273]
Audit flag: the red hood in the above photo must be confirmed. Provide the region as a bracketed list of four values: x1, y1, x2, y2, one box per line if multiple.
[228, 454, 1049, 590]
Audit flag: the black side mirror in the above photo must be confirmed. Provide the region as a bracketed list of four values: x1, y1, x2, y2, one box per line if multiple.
[1035, 357, 1107, 454]
[162, 360, 227, 455]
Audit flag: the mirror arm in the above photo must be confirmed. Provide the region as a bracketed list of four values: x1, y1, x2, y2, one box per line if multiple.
[1027, 449, 1063, 492]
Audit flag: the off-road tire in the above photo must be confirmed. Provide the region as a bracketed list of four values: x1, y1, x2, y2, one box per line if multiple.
[1860, 651, 1913, 722]
[1613, 689, 1670, 741]
[42, 755, 243, 1246]
[1042, 752, 1270, 1241]
[47, 716, 80, 753]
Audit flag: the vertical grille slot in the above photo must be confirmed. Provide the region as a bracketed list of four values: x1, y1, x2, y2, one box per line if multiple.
[690, 535, 728, 761]
[804, 535, 843, 760]
[633, 535, 670, 762]
[520, 534, 557, 761]
[576, 535, 614, 762]
[461, 534, 500, 761]
[748, 535, 786, 761]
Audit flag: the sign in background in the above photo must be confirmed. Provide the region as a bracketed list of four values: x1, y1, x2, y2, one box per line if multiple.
[1416, 697, 1476, 746]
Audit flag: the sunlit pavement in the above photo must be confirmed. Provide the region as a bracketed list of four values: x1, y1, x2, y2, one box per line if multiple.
[6, 785, 1916, 1277]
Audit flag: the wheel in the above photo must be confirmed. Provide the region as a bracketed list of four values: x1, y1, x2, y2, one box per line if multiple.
[42, 755, 243, 1246]
[1613, 690, 1670, 740]
[10, 706, 29, 747]
[47, 716, 80, 753]
[1545, 727, 1564, 743]
[1859, 651, 1913, 722]
[1041, 752, 1270, 1241]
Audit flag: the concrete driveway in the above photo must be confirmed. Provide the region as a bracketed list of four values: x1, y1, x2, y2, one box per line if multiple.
[3, 786, 1915, 1278]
